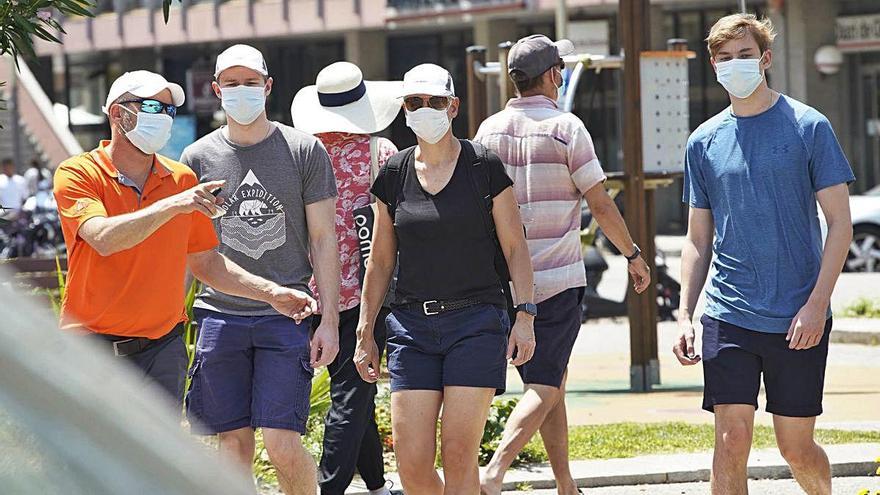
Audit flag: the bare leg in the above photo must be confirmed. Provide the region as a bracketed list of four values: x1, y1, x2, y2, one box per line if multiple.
[392, 390, 444, 495]
[711, 404, 755, 495]
[219, 426, 257, 491]
[773, 415, 831, 495]
[263, 428, 317, 495]
[538, 372, 578, 495]
[440, 386, 495, 495]
[480, 384, 564, 494]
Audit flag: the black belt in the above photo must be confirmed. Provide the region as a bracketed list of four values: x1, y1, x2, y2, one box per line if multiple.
[398, 297, 484, 316]
[97, 322, 185, 357]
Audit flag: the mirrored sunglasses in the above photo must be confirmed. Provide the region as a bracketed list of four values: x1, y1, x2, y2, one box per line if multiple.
[118, 98, 177, 118]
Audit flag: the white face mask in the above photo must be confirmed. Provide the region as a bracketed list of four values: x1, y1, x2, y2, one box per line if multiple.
[405, 107, 451, 144]
[221, 85, 266, 125]
[715, 55, 765, 99]
[119, 105, 173, 155]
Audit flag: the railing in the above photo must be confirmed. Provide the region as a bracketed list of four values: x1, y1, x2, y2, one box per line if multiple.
[0, 56, 84, 167]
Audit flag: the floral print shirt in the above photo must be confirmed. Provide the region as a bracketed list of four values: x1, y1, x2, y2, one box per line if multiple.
[310, 132, 398, 313]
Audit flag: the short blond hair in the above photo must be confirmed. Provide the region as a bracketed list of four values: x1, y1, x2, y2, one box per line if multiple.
[706, 14, 776, 58]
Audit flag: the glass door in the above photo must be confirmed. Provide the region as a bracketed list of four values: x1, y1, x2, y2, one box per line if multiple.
[861, 64, 880, 191]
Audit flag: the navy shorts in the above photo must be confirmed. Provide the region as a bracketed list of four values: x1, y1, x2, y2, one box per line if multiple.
[385, 304, 509, 394]
[186, 309, 314, 434]
[517, 287, 585, 388]
[701, 315, 832, 418]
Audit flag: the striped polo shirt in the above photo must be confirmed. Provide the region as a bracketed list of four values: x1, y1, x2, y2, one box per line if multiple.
[475, 95, 606, 303]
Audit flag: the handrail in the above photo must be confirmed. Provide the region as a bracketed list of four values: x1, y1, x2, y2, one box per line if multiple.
[3, 56, 84, 161]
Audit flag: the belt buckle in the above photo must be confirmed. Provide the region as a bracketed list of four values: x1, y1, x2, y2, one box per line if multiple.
[112, 338, 135, 357]
[423, 300, 440, 316]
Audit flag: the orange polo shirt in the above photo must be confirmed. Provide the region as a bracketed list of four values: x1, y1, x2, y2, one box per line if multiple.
[53, 141, 219, 338]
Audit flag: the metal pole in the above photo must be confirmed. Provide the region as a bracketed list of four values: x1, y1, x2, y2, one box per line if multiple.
[739, 0, 747, 13]
[498, 41, 515, 109]
[620, 0, 655, 392]
[555, 0, 568, 39]
[466, 46, 487, 139]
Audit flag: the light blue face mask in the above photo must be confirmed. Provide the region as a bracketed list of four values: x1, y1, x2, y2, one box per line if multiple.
[554, 67, 567, 106]
[715, 54, 765, 99]
[120, 104, 173, 155]
[221, 85, 266, 125]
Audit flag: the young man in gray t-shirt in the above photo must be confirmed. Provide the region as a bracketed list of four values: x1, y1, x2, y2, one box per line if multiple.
[180, 44, 340, 495]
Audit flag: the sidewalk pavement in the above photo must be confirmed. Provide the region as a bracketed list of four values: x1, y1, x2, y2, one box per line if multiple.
[515, 318, 880, 430]
[519, 476, 880, 494]
[343, 443, 880, 494]
[833, 317, 880, 345]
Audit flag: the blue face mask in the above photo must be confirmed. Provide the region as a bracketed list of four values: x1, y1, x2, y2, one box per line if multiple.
[119, 104, 173, 155]
[221, 85, 266, 125]
[715, 54, 765, 99]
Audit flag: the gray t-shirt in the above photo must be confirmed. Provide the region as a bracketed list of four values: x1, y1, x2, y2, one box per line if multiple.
[180, 123, 337, 316]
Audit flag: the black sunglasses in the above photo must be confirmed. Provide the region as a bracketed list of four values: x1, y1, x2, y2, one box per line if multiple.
[118, 98, 177, 118]
[404, 96, 451, 112]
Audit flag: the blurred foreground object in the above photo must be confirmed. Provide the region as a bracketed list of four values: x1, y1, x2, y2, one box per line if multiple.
[0, 266, 253, 495]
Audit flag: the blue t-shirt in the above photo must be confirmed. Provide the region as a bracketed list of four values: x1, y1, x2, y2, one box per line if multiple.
[683, 95, 855, 333]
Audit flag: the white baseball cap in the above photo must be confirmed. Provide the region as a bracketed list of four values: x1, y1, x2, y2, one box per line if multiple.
[400, 64, 455, 97]
[215, 44, 269, 79]
[102, 71, 185, 115]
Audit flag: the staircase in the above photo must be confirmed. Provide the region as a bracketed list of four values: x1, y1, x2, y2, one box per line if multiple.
[0, 56, 83, 171]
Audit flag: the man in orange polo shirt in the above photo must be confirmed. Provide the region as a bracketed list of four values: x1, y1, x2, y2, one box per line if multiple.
[54, 70, 316, 407]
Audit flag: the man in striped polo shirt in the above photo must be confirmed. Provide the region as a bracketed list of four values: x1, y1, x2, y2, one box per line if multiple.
[475, 34, 651, 494]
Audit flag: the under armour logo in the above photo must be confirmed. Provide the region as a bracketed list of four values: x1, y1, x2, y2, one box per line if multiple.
[772, 144, 790, 154]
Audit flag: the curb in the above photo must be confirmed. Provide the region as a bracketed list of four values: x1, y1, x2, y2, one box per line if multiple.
[344, 459, 878, 493]
[545, 461, 876, 489]
[831, 330, 880, 346]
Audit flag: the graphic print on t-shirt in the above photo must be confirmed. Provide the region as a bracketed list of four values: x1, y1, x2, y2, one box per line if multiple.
[219, 169, 286, 259]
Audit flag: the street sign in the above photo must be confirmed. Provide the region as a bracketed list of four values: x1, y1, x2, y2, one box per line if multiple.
[837, 14, 880, 53]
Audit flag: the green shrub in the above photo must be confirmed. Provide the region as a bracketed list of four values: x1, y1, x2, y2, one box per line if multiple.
[480, 397, 548, 467]
[843, 298, 880, 318]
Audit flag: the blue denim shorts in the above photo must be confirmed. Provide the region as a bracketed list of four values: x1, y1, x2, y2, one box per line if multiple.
[186, 309, 313, 434]
[385, 303, 509, 395]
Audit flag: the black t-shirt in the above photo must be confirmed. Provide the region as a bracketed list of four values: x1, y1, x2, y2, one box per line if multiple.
[371, 144, 513, 306]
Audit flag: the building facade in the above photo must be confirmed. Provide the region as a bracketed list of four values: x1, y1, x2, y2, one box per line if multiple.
[26, 0, 880, 233]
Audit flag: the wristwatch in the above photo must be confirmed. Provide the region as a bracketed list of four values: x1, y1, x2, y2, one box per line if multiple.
[625, 244, 642, 263]
[515, 303, 538, 317]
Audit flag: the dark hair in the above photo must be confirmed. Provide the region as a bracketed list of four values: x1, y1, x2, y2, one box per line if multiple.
[510, 70, 544, 95]
[1, 158, 13, 167]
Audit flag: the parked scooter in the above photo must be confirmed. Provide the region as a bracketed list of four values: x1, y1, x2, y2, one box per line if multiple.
[579, 202, 681, 323]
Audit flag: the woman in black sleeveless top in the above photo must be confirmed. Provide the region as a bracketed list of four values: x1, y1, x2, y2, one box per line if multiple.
[353, 63, 536, 494]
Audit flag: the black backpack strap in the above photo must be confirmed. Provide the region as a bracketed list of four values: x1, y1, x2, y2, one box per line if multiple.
[462, 139, 498, 242]
[462, 139, 516, 320]
[382, 146, 415, 223]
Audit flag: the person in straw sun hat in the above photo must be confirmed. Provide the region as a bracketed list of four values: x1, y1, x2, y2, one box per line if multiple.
[292, 61, 401, 495]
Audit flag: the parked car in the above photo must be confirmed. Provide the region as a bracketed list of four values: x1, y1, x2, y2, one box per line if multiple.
[842, 185, 880, 272]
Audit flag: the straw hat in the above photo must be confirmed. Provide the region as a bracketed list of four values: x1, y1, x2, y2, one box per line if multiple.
[291, 62, 402, 135]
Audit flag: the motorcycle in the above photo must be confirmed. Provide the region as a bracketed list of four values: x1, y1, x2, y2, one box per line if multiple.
[0, 179, 64, 259]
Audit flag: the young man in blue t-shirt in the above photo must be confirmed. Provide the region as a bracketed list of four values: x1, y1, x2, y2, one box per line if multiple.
[673, 14, 855, 495]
